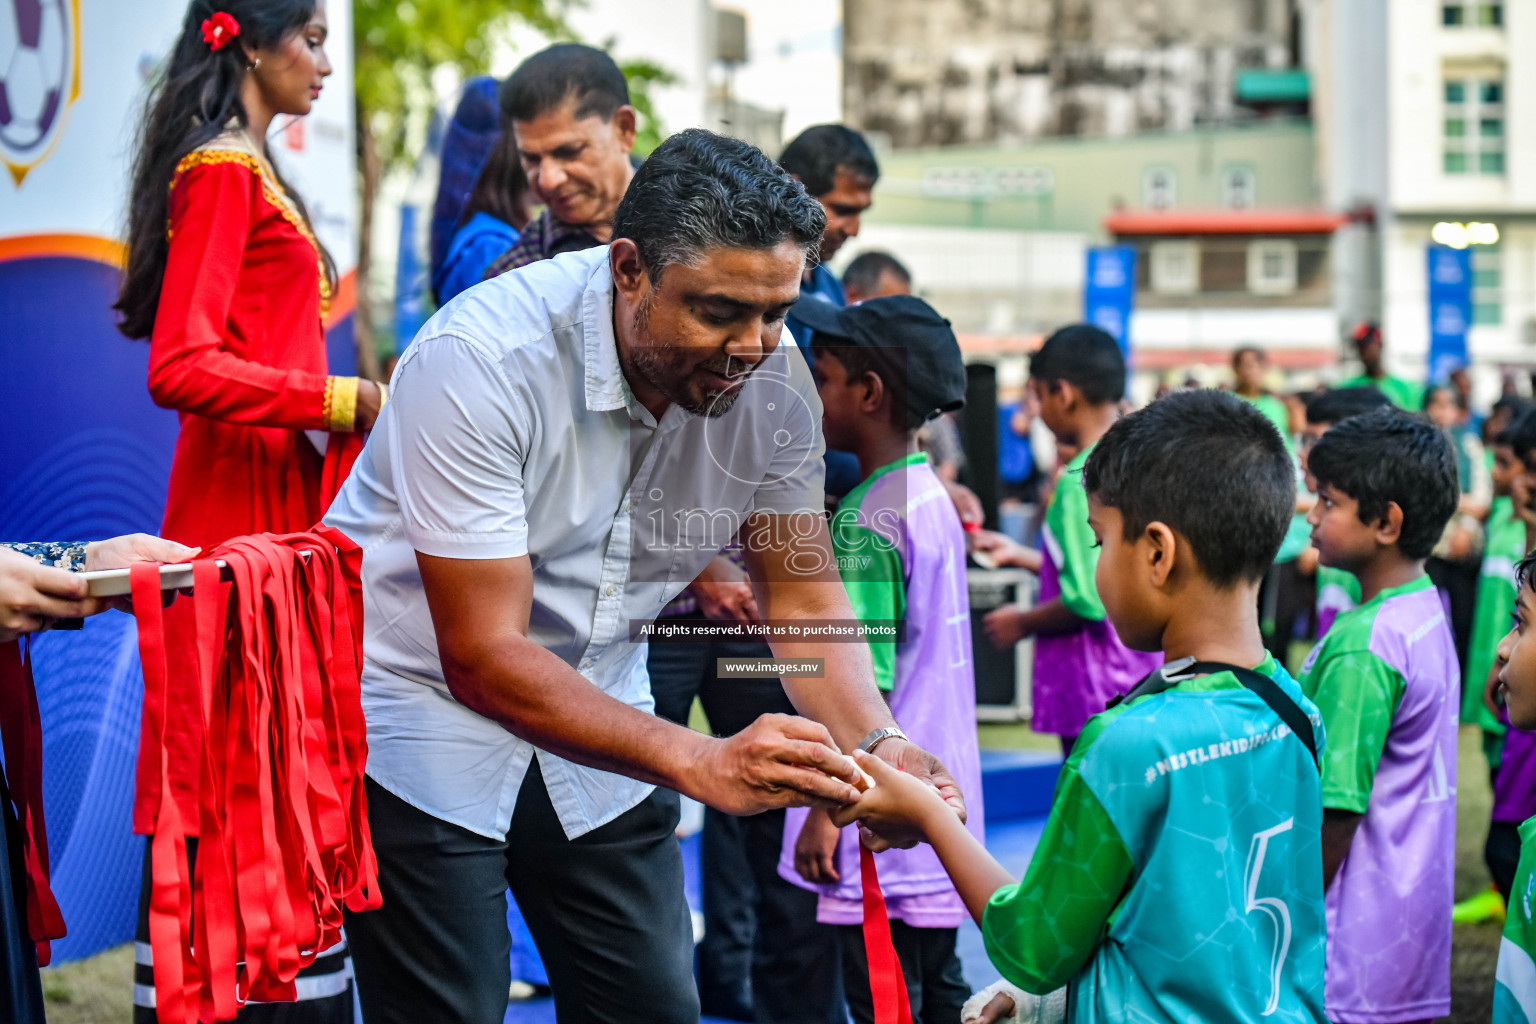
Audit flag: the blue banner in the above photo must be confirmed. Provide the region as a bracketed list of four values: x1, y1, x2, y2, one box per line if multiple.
[1085, 245, 1137, 355]
[1427, 244, 1472, 381]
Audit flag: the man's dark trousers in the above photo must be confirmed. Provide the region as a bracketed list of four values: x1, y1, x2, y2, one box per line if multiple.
[345, 760, 698, 1024]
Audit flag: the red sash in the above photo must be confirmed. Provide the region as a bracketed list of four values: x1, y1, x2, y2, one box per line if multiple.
[132, 529, 378, 1023]
[0, 638, 67, 966]
[860, 844, 914, 1024]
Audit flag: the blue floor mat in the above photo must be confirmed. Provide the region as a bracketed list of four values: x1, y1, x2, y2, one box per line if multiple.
[504, 814, 1049, 1022]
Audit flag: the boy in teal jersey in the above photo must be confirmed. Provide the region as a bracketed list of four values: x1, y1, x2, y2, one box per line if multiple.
[1299, 408, 1461, 1024]
[1490, 549, 1536, 1022]
[838, 389, 1329, 1023]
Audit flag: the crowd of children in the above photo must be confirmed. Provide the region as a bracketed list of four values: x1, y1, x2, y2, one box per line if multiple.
[795, 301, 1536, 1021]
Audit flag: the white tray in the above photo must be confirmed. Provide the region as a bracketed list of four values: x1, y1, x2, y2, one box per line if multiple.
[79, 550, 311, 597]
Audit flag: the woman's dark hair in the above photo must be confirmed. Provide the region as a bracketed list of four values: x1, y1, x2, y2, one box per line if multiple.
[460, 125, 531, 232]
[115, 0, 334, 340]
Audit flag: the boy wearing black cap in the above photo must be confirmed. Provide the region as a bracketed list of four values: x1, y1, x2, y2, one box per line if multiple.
[778, 295, 985, 1023]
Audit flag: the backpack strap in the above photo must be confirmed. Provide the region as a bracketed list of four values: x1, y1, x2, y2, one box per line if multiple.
[1107, 656, 1320, 771]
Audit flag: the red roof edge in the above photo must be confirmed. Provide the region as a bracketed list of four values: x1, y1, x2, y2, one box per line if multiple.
[1104, 209, 1349, 236]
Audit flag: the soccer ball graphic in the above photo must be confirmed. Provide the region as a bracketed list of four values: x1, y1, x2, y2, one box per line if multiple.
[0, 0, 73, 161]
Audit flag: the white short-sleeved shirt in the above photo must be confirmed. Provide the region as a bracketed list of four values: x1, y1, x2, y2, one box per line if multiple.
[323, 247, 826, 840]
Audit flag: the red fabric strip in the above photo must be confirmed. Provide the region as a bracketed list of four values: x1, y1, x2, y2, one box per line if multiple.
[860, 844, 914, 1024]
[0, 638, 66, 965]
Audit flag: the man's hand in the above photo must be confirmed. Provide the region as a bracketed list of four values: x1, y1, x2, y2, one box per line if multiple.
[686, 713, 863, 816]
[830, 747, 951, 849]
[965, 991, 1019, 1024]
[983, 603, 1032, 648]
[794, 809, 842, 884]
[84, 534, 200, 572]
[688, 555, 759, 624]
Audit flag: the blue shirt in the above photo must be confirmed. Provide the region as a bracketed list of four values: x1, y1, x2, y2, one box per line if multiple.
[434, 212, 521, 306]
[785, 263, 863, 498]
[997, 402, 1035, 484]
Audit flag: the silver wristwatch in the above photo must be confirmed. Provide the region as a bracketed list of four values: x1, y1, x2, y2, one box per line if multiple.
[856, 726, 908, 756]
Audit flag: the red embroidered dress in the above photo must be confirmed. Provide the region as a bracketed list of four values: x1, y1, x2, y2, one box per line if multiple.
[149, 128, 358, 549]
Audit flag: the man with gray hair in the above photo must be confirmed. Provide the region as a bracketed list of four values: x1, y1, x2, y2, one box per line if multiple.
[326, 129, 965, 1023]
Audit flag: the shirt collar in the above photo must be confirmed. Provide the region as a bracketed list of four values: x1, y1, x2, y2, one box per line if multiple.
[580, 254, 652, 422]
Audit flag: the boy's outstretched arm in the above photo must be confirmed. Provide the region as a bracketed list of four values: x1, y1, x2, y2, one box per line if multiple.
[839, 749, 1133, 994]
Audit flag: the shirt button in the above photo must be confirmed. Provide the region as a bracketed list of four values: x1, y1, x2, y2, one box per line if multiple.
[581, 658, 594, 670]
[605, 583, 618, 597]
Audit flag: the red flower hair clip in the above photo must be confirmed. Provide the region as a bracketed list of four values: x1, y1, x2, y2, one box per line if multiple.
[202, 11, 240, 51]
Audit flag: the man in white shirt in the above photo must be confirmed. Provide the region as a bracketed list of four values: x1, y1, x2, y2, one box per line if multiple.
[326, 128, 964, 1024]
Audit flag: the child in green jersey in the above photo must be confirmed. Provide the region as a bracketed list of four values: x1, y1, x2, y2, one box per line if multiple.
[838, 389, 1328, 1023]
[1298, 386, 1392, 639]
[1299, 408, 1461, 1023]
[1490, 549, 1536, 1022]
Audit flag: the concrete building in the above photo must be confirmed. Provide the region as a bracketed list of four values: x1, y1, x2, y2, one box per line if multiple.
[843, 0, 1303, 149]
[1314, 0, 1536, 390]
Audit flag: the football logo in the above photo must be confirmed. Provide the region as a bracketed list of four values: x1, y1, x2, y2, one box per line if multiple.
[0, 0, 79, 185]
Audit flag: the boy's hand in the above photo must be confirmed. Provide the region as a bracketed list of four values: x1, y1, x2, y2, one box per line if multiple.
[983, 603, 1032, 647]
[965, 991, 1018, 1024]
[830, 750, 949, 846]
[794, 809, 843, 884]
[969, 531, 1041, 573]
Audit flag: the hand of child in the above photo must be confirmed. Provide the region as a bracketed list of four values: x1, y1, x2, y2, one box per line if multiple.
[830, 750, 948, 847]
[794, 809, 842, 884]
[983, 604, 1032, 648]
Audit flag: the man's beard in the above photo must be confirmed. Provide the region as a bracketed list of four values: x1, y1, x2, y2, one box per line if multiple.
[627, 292, 749, 418]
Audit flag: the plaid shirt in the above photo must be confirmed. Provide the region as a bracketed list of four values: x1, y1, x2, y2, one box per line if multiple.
[482, 208, 604, 280]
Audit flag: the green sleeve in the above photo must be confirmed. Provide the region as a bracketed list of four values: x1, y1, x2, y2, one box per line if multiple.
[1302, 647, 1406, 813]
[835, 523, 904, 692]
[980, 754, 1133, 994]
[1045, 464, 1105, 622]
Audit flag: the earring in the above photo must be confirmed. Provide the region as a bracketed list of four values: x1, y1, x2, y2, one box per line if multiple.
[247, 57, 261, 70]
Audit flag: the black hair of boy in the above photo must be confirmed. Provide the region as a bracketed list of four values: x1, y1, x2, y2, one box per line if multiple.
[1508, 407, 1536, 464]
[1516, 549, 1536, 591]
[1304, 385, 1392, 427]
[810, 331, 922, 430]
[1306, 407, 1460, 560]
[1082, 390, 1294, 587]
[1029, 323, 1126, 404]
[843, 251, 911, 295]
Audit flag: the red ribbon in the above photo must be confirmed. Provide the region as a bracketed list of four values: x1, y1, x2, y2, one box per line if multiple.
[0, 638, 67, 966]
[133, 532, 378, 1023]
[861, 844, 914, 1024]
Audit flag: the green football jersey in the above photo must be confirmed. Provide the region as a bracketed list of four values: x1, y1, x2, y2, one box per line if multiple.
[1466, 497, 1525, 735]
[1495, 815, 1536, 1022]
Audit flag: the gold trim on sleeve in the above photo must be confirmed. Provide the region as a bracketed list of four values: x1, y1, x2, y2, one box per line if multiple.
[323, 375, 359, 432]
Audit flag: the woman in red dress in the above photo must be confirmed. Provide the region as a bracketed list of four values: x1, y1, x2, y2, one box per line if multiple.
[113, 4, 376, 1021]
[116, 0, 382, 552]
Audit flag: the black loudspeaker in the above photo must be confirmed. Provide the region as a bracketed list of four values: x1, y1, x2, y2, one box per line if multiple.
[960, 363, 1000, 531]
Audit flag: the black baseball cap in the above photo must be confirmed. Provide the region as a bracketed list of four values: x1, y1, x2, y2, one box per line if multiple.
[790, 294, 967, 420]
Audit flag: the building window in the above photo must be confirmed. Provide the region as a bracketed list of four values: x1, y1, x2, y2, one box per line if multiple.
[1443, 2, 1503, 26]
[1473, 243, 1502, 325]
[1247, 240, 1298, 296]
[1220, 165, 1256, 209]
[1143, 166, 1177, 210]
[1150, 241, 1199, 295]
[1444, 78, 1505, 175]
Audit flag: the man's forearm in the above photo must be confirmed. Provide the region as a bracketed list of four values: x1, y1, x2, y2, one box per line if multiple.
[761, 585, 895, 752]
[442, 630, 709, 795]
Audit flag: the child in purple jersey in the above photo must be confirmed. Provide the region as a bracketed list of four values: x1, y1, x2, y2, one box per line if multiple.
[976, 325, 1161, 754]
[782, 293, 984, 1023]
[1299, 407, 1461, 1024]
